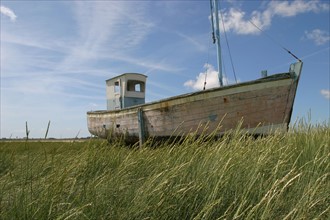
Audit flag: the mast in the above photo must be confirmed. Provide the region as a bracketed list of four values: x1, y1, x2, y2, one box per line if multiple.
[210, 0, 223, 86]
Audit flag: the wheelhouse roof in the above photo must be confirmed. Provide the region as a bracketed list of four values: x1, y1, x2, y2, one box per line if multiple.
[106, 73, 147, 82]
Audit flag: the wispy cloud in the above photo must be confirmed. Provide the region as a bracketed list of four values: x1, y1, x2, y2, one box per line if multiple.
[0, 5, 17, 21]
[65, 1, 154, 67]
[1, 2, 158, 93]
[304, 29, 330, 46]
[175, 31, 208, 52]
[220, 0, 329, 35]
[320, 89, 330, 99]
[0, 1, 166, 138]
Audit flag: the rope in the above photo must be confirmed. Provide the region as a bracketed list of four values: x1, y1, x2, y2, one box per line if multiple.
[237, 9, 302, 62]
[219, 1, 237, 83]
[222, 58, 228, 85]
[203, 31, 213, 90]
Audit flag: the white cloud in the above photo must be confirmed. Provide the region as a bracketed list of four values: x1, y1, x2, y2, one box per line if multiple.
[220, 0, 329, 35]
[268, 0, 329, 17]
[0, 5, 17, 21]
[184, 64, 220, 90]
[219, 8, 272, 35]
[320, 89, 330, 99]
[304, 29, 330, 46]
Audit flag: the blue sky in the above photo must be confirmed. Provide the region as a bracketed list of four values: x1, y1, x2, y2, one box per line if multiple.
[1, 0, 329, 138]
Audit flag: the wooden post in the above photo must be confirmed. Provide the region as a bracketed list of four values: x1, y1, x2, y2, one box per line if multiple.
[137, 108, 145, 147]
[25, 121, 30, 140]
[44, 120, 51, 139]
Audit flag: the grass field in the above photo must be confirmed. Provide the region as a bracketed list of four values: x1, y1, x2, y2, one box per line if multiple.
[0, 122, 329, 219]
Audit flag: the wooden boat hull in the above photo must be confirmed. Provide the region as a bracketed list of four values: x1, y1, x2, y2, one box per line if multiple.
[87, 62, 302, 144]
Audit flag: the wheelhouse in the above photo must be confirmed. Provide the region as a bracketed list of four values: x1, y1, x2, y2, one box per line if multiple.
[106, 73, 147, 110]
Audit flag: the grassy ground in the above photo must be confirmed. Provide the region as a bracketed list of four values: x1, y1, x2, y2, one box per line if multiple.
[0, 123, 329, 219]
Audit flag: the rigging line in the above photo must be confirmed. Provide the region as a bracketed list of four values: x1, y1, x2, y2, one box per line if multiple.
[219, 1, 237, 84]
[236, 9, 302, 62]
[300, 46, 329, 60]
[203, 69, 207, 91]
[222, 58, 228, 85]
[203, 31, 213, 90]
[210, 0, 216, 44]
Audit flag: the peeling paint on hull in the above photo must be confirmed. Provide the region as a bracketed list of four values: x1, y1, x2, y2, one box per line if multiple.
[87, 63, 302, 144]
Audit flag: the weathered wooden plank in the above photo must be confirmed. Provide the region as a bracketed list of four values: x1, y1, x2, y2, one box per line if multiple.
[87, 70, 301, 142]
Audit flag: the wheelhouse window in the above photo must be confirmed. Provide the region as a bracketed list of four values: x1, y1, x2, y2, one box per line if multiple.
[114, 81, 120, 93]
[127, 80, 145, 92]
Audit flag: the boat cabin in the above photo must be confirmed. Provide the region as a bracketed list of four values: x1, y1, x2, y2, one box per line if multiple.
[106, 73, 147, 110]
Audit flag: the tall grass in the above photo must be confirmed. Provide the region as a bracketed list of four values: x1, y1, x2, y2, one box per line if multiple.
[0, 122, 329, 219]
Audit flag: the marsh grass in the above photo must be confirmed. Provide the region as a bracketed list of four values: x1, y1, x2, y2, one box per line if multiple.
[0, 122, 329, 219]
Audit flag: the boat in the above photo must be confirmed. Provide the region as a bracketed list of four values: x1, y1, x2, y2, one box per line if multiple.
[87, 0, 303, 145]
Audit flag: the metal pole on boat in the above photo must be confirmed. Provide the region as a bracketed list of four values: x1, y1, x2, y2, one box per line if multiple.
[137, 108, 145, 147]
[210, 0, 223, 86]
